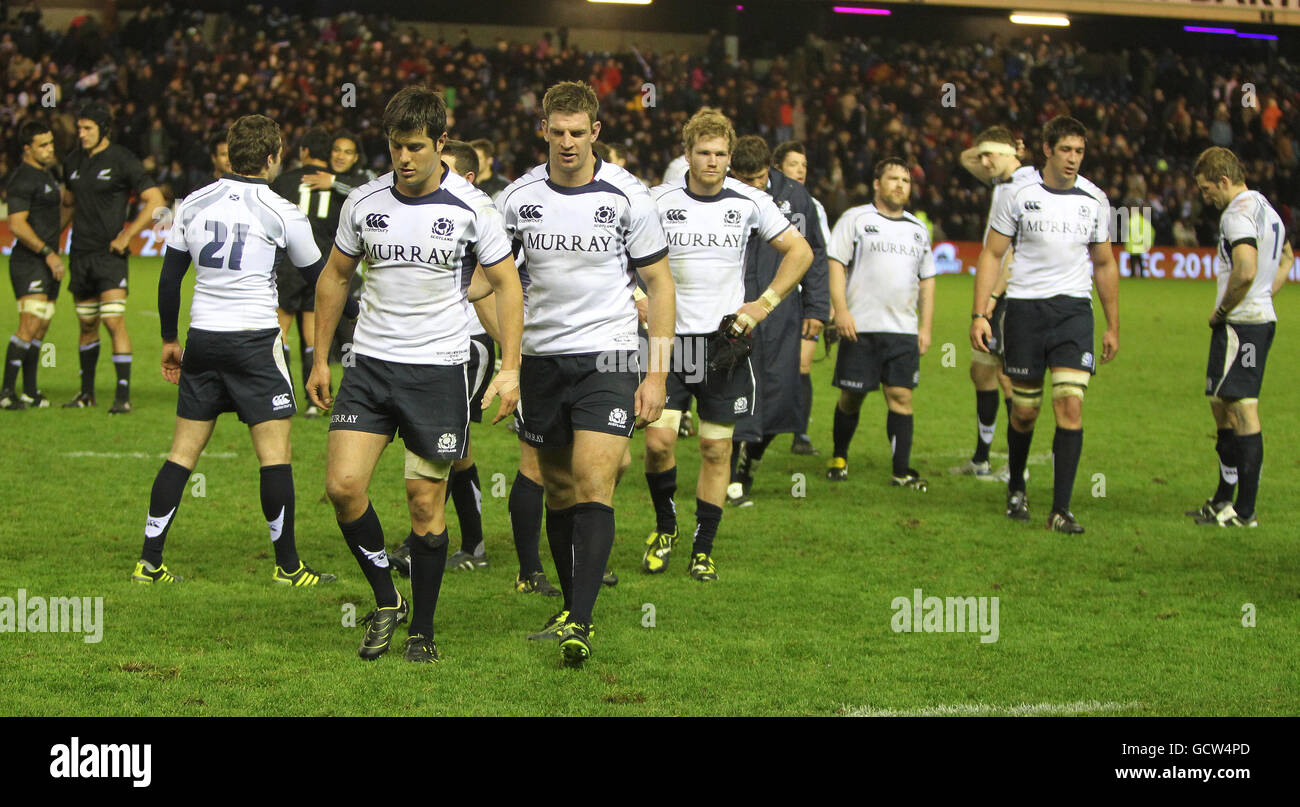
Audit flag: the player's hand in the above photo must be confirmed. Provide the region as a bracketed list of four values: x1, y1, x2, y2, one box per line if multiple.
[733, 301, 768, 336]
[1101, 328, 1119, 363]
[302, 173, 334, 191]
[633, 374, 667, 429]
[45, 252, 65, 281]
[109, 233, 131, 256]
[918, 330, 932, 356]
[1208, 308, 1226, 328]
[482, 369, 519, 425]
[970, 317, 992, 352]
[635, 297, 649, 329]
[160, 341, 183, 385]
[307, 363, 333, 410]
[801, 318, 824, 338]
[836, 312, 858, 342]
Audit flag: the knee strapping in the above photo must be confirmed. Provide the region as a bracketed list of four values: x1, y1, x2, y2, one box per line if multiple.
[698, 420, 735, 440]
[404, 449, 452, 481]
[18, 299, 48, 318]
[1011, 386, 1044, 410]
[648, 408, 682, 432]
[75, 302, 100, 320]
[1051, 369, 1090, 401]
[99, 300, 126, 318]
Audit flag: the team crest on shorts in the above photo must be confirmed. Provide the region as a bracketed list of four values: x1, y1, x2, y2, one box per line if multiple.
[608, 407, 628, 428]
[437, 432, 458, 452]
[913, 370, 921, 385]
[1081, 352, 1094, 369]
[733, 396, 748, 414]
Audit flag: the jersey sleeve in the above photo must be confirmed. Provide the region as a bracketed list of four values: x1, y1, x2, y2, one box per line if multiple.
[1221, 207, 1257, 249]
[826, 210, 857, 266]
[5, 172, 33, 214]
[756, 193, 793, 242]
[988, 187, 1019, 239]
[624, 184, 669, 267]
[474, 204, 513, 267]
[333, 189, 363, 257]
[283, 206, 323, 267]
[163, 200, 190, 252]
[1090, 196, 1110, 244]
[918, 228, 937, 280]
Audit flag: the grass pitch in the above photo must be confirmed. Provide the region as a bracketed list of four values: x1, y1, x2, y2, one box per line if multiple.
[1, 262, 1297, 716]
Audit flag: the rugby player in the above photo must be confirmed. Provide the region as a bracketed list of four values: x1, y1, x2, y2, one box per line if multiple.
[3, 120, 65, 410]
[61, 101, 165, 413]
[497, 80, 674, 664]
[135, 114, 342, 587]
[824, 158, 935, 491]
[1188, 146, 1291, 527]
[309, 88, 524, 663]
[642, 110, 810, 581]
[971, 116, 1119, 533]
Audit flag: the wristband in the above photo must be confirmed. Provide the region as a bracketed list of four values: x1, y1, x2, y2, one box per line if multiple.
[1214, 306, 1227, 321]
[40, 245, 53, 257]
[758, 288, 782, 313]
[972, 313, 990, 321]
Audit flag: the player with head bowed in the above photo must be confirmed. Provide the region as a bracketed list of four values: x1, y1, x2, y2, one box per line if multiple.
[308, 88, 524, 663]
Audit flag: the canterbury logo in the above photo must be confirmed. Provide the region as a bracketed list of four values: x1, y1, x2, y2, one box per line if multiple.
[271, 393, 292, 408]
[144, 508, 176, 539]
[862, 225, 879, 235]
[519, 204, 543, 220]
[365, 213, 389, 229]
[360, 547, 390, 569]
[665, 209, 686, 222]
[1024, 201, 1041, 211]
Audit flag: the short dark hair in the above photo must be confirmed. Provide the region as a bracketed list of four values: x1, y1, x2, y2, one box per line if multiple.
[1042, 116, 1087, 150]
[772, 140, 805, 167]
[19, 119, 52, 148]
[207, 132, 227, 157]
[1194, 146, 1245, 185]
[731, 135, 771, 177]
[442, 139, 479, 177]
[469, 138, 495, 158]
[606, 142, 629, 162]
[77, 100, 113, 139]
[542, 81, 599, 124]
[974, 126, 1015, 147]
[227, 115, 282, 175]
[299, 125, 333, 162]
[873, 157, 909, 181]
[383, 86, 448, 142]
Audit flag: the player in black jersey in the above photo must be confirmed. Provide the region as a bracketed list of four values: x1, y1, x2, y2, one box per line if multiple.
[3, 121, 66, 410]
[61, 101, 165, 413]
[270, 126, 336, 417]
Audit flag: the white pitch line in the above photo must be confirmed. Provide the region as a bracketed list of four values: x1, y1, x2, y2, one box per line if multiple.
[62, 451, 238, 459]
[913, 451, 1053, 465]
[841, 700, 1141, 717]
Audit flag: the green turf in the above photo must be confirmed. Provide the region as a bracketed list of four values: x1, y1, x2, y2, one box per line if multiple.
[1, 261, 1297, 716]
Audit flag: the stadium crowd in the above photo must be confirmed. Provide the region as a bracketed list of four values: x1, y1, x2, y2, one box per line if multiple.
[2, 2, 1298, 246]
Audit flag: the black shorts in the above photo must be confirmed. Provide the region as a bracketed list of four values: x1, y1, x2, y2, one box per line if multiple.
[1001, 296, 1095, 382]
[9, 253, 61, 300]
[466, 333, 496, 423]
[833, 332, 920, 392]
[329, 354, 470, 461]
[68, 251, 128, 300]
[177, 328, 295, 425]
[663, 334, 755, 423]
[1206, 322, 1274, 400]
[518, 351, 641, 448]
[275, 263, 314, 313]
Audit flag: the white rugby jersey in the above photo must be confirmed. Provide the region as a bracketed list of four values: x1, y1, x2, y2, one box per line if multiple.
[811, 195, 832, 247]
[1215, 189, 1284, 324]
[990, 174, 1109, 299]
[651, 175, 790, 334]
[663, 155, 689, 186]
[497, 157, 668, 355]
[335, 166, 512, 364]
[827, 203, 936, 334]
[985, 165, 1041, 244]
[166, 175, 320, 332]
